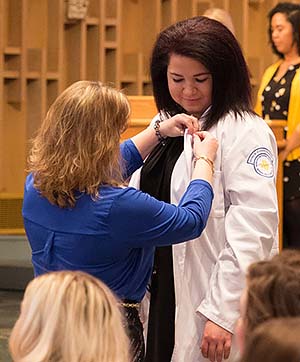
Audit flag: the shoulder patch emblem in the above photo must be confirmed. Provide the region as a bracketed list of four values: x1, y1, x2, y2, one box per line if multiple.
[247, 147, 275, 178]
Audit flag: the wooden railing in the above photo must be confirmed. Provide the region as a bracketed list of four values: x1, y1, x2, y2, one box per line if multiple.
[0, 193, 24, 235]
[121, 96, 156, 140]
[265, 120, 287, 250]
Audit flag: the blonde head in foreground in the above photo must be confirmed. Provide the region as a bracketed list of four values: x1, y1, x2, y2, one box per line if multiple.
[9, 271, 130, 362]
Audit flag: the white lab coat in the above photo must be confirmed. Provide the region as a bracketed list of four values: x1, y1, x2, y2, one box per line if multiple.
[129, 111, 279, 362]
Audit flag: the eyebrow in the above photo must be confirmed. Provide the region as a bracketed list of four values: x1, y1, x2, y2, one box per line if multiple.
[168, 71, 211, 77]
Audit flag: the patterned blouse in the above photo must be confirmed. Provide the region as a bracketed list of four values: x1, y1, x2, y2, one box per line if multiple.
[262, 63, 299, 122]
[261, 63, 300, 201]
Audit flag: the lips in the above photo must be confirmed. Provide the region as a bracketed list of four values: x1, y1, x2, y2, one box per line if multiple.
[273, 40, 281, 48]
[183, 98, 200, 102]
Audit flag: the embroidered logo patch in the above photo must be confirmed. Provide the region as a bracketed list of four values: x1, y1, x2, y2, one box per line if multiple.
[247, 147, 274, 178]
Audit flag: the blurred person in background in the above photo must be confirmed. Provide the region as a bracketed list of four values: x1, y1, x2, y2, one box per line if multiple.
[203, 7, 235, 35]
[255, 2, 300, 248]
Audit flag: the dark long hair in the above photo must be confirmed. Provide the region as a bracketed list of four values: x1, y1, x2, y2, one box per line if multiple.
[268, 2, 300, 58]
[150, 16, 253, 130]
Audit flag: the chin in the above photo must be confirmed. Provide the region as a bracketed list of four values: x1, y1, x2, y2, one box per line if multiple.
[183, 106, 201, 113]
[187, 109, 203, 116]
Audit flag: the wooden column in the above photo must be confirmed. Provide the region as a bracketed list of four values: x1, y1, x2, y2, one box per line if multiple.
[266, 120, 287, 250]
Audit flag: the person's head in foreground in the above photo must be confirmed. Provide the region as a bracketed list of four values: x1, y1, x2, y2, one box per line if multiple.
[235, 249, 300, 353]
[240, 317, 300, 362]
[9, 270, 130, 362]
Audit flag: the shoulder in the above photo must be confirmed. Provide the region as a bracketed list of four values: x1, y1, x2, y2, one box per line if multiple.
[214, 113, 277, 179]
[24, 173, 38, 195]
[217, 111, 271, 132]
[216, 112, 276, 154]
[267, 60, 281, 70]
[262, 60, 282, 78]
[293, 66, 300, 81]
[25, 172, 34, 185]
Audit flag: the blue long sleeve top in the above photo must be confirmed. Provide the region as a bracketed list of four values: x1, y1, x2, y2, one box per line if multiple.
[22, 139, 213, 302]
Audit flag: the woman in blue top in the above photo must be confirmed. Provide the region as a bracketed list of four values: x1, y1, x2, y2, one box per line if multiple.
[22, 80, 217, 362]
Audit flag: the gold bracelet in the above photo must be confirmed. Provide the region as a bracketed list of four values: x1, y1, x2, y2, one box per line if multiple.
[121, 302, 140, 309]
[194, 155, 214, 174]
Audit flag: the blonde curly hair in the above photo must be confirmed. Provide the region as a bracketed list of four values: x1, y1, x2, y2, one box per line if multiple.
[28, 81, 130, 207]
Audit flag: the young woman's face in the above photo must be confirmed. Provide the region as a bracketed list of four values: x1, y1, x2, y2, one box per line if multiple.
[271, 12, 295, 56]
[167, 54, 213, 118]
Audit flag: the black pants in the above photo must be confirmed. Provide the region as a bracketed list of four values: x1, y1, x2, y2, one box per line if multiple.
[284, 197, 300, 248]
[144, 246, 175, 362]
[123, 304, 145, 362]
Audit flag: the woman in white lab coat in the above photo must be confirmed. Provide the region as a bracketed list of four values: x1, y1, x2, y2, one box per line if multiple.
[130, 16, 279, 362]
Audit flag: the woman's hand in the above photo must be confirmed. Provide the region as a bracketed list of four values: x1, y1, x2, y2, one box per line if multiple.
[159, 114, 199, 138]
[132, 114, 198, 160]
[200, 320, 232, 362]
[193, 131, 218, 162]
[192, 132, 218, 183]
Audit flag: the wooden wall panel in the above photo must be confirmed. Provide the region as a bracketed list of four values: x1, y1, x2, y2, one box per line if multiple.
[0, 0, 291, 234]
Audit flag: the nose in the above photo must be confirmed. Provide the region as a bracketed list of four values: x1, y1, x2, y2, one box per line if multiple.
[272, 29, 279, 39]
[183, 83, 197, 96]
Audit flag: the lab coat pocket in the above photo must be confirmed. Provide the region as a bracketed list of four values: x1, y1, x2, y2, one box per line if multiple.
[210, 170, 225, 218]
